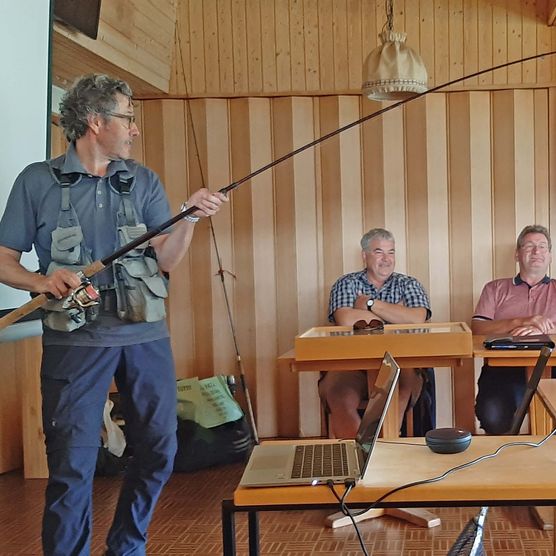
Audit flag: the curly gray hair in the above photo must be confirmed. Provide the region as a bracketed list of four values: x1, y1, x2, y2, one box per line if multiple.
[59, 74, 133, 141]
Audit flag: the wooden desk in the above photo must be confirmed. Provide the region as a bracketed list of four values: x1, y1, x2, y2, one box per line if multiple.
[473, 335, 554, 435]
[281, 322, 473, 436]
[473, 335, 556, 367]
[223, 436, 556, 555]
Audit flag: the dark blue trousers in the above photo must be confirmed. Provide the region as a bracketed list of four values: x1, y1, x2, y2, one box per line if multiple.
[41, 338, 177, 556]
[475, 365, 525, 434]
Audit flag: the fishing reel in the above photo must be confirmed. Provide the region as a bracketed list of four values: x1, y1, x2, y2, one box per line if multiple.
[63, 274, 100, 310]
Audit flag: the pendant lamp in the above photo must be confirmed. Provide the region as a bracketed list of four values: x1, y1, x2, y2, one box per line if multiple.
[362, 0, 428, 101]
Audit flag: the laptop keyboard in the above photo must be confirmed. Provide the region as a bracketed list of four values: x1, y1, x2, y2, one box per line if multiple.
[291, 443, 350, 479]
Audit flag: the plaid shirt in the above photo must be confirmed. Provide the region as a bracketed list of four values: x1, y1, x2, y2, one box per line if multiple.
[328, 270, 431, 323]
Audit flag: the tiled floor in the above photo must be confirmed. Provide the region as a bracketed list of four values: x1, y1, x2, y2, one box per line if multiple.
[0, 463, 553, 555]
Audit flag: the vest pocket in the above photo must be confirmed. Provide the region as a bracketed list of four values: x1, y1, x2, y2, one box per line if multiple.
[114, 256, 168, 322]
[51, 226, 83, 265]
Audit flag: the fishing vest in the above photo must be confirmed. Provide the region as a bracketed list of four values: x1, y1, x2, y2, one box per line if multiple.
[42, 167, 168, 332]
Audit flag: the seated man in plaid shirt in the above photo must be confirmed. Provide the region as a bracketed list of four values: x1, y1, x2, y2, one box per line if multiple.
[318, 228, 433, 438]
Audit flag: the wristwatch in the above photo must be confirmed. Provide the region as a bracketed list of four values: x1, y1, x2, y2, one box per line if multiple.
[180, 202, 200, 223]
[366, 298, 375, 311]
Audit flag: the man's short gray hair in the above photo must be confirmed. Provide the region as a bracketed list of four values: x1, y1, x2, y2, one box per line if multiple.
[59, 74, 133, 142]
[360, 228, 395, 251]
[516, 225, 552, 251]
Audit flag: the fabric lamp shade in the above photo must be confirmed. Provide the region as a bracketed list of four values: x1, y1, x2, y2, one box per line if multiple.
[362, 30, 428, 101]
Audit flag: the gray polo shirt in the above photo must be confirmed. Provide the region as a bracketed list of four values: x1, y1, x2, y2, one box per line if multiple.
[0, 144, 172, 347]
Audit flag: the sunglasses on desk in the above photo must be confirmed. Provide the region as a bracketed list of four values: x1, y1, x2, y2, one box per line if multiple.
[352, 319, 384, 334]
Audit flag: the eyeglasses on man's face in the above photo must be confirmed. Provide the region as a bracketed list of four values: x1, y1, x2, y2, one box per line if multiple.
[105, 111, 136, 128]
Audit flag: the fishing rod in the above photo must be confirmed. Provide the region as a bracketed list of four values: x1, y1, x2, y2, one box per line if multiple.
[1, 49, 555, 332]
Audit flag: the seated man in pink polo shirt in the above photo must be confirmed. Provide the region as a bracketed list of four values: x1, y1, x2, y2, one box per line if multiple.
[472, 224, 556, 434]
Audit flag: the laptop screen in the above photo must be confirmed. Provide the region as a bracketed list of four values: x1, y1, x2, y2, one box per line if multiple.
[355, 352, 401, 475]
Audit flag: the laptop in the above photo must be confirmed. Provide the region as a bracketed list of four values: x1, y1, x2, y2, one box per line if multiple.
[507, 345, 553, 434]
[239, 352, 400, 487]
[483, 334, 555, 350]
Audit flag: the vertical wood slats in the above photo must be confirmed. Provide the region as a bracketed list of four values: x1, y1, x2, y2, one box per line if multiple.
[139, 88, 552, 437]
[169, 0, 556, 98]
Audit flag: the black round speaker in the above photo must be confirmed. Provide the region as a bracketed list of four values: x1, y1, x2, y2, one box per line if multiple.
[425, 427, 472, 454]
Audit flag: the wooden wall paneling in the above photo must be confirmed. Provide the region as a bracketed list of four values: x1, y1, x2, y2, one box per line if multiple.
[448, 92, 476, 433]
[142, 100, 193, 378]
[260, 0, 277, 92]
[463, 0, 479, 87]
[418, 0, 434, 89]
[273, 98, 301, 436]
[492, 91, 518, 278]
[185, 100, 226, 378]
[347, 0, 363, 91]
[549, 88, 556, 237]
[318, 0, 335, 92]
[171, 0, 192, 94]
[293, 98, 323, 437]
[536, 0, 553, 84]
[289, 0, 306, 93]
[229, 99, 261, 431]
[339, 97, 364, 271]
[468, 92, 493, 307]
[166, 0, 556, 98]
[361, 0, 378, 92]
[522, 0, 538, 84]
[332, 0, 349, 92]
[275, 0, 292, 93]
[434, 0, 450, 86]
[240, 99, 277, 436]
[361, 101, 386, 228]
[19, 336, 47, 479]
[202, 99, 236, 376]
[304, 0, 321, 93]
[189, 0, 206, 94]
[507, 0, 524, 85]
[272, 98, 304, 438]
[477, 0, 493, 85]
[533, 89, 550, 226]
[273, 98, 309, 436]
[492, 0, 508, 84]
[319, 98, 347, 291]
[449, 0, 464, 82]
[513, 90, 537, 232]
[246, 0, 263, 94]
[218, 0, 235, 94]
[0, 341, 21, 473]
[203, 0, 221, 94]
[424, 94, 452, 427]
[382, 105, 408, 272]
[468, 91, 493, 434]
[405, 97, 430, 290]
[232, 0, 249, 93]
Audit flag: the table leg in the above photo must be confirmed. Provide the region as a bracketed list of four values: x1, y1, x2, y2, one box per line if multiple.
[222, 499, 237, 556]
[248, 511, 260, 555]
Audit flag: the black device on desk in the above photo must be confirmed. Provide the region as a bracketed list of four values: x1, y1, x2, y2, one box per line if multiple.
[483, 334, 555, 350]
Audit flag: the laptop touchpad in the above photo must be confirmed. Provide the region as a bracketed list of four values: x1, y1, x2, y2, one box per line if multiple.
[249, 455, 289, 471]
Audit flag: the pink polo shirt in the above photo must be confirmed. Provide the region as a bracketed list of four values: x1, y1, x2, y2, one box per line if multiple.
[473, 275, 556, 321]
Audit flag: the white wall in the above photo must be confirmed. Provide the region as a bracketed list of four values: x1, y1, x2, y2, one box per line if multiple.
[0, 1, 51, 312]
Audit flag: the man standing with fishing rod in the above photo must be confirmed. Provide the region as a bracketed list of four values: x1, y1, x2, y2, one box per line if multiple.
[0, 74, 227, 556]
